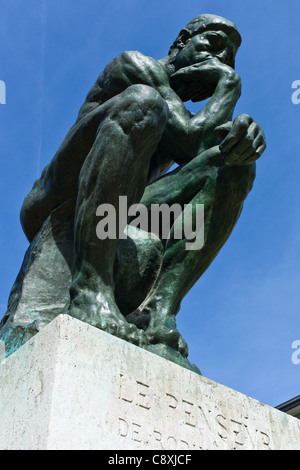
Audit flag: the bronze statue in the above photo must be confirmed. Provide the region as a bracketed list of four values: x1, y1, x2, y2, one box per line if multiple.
[0, 14, 266, 373]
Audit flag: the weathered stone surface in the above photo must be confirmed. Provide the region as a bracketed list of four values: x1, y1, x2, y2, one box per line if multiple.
[0, 314, 299, 450]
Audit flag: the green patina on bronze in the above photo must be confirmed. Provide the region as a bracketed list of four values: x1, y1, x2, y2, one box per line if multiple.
[0, 14, 266, 373]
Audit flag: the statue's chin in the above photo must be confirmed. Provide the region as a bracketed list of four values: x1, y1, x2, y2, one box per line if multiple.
[170, 76, 214, 103]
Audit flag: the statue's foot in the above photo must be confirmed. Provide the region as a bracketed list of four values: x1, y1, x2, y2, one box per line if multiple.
[126, 306, 188, 357]
[146, 324, 189, 358]
[68, 291, 147, 347]
[146, 342, 201, 375]
[126, 306, 200, 374]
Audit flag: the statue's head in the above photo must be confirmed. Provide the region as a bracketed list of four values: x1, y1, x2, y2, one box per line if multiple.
[169, 14, 241, 69]
[168, 14, 242, 102]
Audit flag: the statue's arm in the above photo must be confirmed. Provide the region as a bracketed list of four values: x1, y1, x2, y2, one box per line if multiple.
[74, 51, 216, 164]
[74, 52, 245, 166]
[169, 58, 242, 160]
[103, 53, 243, 165]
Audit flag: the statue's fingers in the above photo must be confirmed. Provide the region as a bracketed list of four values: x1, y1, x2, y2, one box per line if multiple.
[240, 130, 265, 159]
[233, 148, 258, 166]
[252, 132, 266, 151]
[214, 121, 233, 140]
[236, 142, 267, 166]
[223, 133, 254, 165]
[219, 114, 253, 153]
[257, 142, 267, 156]
[239, 132, 266, 164]
[227, 140, 266, 167]
[223, 120, 266, 166]
[248, 121, 266, 149]
[247, 121, 262, 140]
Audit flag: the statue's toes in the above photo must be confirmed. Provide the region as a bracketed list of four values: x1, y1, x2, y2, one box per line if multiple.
[126, 323, 148, 347]
[99, 318, 147, 347]
[147, 326, 188, 357]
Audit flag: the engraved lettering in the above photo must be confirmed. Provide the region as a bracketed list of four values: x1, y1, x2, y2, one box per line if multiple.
[182, 399, 196, 427]
[118, 417, 129, 437]
[180, 439, 190, 449]
[244, 423, 256, 447]
[166, 393, 178, 413]
[259, 431, 271, 449]
[117, 375, 273, 450]
[198, 405, 213, 432]
[136, 381, 151, 410]
[245, 424, 267, 449]
[119, 374, 133, 403]
[230, 419, 244, 447]
[167, 435, 177, 449]
[216, 414, 228, 440]
[153, 429, 163, 443]
[132, 422, 142, 442]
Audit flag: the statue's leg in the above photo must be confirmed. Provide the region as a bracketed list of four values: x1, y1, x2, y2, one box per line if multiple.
[126, 147, 256, 354]
[68, 84, 169, 346]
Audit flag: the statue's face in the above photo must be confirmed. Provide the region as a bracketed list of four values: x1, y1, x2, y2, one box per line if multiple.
[170, 27, 239, 102]
[174, 29, 237, 71]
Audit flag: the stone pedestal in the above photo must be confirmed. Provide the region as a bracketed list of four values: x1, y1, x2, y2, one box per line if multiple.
[0, 314, 299, 450]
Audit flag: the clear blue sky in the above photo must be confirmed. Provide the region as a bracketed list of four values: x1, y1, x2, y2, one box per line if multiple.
[0, 0, 299, 408]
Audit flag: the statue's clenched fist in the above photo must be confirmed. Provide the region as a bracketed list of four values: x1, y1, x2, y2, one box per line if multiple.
[219, 114, 266, 166]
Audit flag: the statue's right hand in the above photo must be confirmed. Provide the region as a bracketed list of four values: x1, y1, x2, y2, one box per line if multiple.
[171, 57, 240, 90]
[219, 114, 267, 166]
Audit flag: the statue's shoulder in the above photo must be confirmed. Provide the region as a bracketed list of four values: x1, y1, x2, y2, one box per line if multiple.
[114, 50, 159, 67]
[108, 50, 168, 85]
[76, 51, 168, 122]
